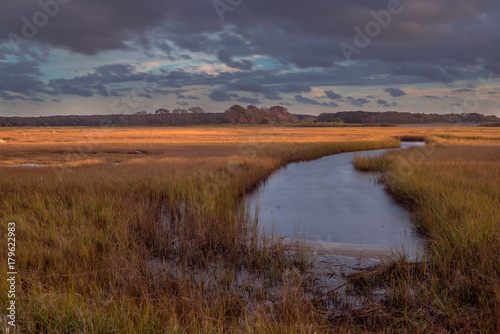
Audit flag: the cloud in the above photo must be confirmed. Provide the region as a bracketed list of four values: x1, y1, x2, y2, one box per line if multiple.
[384, 88, 407, 97]
[223, 80, 312, 101]
[422, 95, 443, 99]
[177, 93, 199, 100]
[376, 99, 391, 107]
[237, 97, 261, 105]
[279, 82, 311, 94]
[1, 0, 497, 72]
[1, 0, 500, 116]
[346, 96, 370, 107]
[0, 59, 49, 97]
[216, 50, 254, 71]
[209, 90, 232, 102]
[294, 95, 321, 105]
[57, 85, 94, 97]
[324, 90, 342, 100]
[47, 63, 145, 98]
[452, 88, 475, 93]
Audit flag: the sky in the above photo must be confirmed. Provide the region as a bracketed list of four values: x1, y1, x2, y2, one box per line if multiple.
[1, 0, 499, 117]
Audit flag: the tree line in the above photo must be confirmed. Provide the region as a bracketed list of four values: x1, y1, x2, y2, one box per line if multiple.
[0, 106, 498, 127]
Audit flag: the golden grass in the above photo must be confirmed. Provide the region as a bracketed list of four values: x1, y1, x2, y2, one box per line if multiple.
[1, 125, 499, 147]
[352, 144, 500, 332]
[0, 125, 499, 332]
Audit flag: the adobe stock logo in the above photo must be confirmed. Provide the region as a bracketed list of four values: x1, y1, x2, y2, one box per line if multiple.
[7, 0, 72, 48]
[340, 0, 415, 62]
[213, 0, 243, 21]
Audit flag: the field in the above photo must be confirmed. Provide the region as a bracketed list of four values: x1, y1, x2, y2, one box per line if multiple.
[1, 125, 499, 332]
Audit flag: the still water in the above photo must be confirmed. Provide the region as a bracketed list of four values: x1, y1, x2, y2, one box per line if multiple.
[246, 142, 425, 257]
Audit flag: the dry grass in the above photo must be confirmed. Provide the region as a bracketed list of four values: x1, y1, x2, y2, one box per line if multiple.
[352, 143, 500, 332]
[0, 126, 401, 333]
[1, 125, 499, 332]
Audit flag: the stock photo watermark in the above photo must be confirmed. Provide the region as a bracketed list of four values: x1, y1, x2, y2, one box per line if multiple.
[213, 0, 244, 22]
[6, 222, 17, 328]
[395, 73, 498, 177]
[7, 0, 72, 48]
[340, 0, 415, 62]
[448, 74, 497, 114]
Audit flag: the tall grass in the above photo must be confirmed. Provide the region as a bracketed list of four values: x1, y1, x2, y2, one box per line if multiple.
[352, 145, 500, 332]
[0, 128, 401, 333]
[1, 126, 499, 332]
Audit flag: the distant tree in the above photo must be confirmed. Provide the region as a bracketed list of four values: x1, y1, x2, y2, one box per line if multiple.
[246, 105, 259, 112]
[229, 105, 246, 113]
[135, 111, 149, 115]
[269, 106, 288, 114]
[155, 108, 170, 115]
[188, 107, 205, 114]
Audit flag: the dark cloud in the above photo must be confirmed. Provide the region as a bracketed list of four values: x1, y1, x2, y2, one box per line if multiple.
[346, 96, 370, 107]
[237, 97, 261, 105]
[47, 63, 145, 98]
[384, 87, 406, 97]
[0, 91, 27, 101]
[1, 0, 500, 115]
[0, 0, 170, 55]
[279, 82, 311, 94]
[422, 95, 443, 99]
[294, 95, 321, 105]
[324, 90, 342, 100]
[177, 93, 199, 100]
[55, 84, 94, 97]
[376, 99, 390, 107]
[452, 88, 475, 93]
[223, 80, 310, 101]
[1, 0, 497, 71]
[217, 50, 254, 71]
[0, 58, 48, 97]
[209, 90, 232, 102]
[95, 84, 109, 97]
[177, 101, 189, 106]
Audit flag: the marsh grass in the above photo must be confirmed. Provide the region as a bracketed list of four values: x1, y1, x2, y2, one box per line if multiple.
[352, 144, 500, 332]
[1, 126, 499, 332]
[352, 155, 393, 172]
[0, 127, 404, 333]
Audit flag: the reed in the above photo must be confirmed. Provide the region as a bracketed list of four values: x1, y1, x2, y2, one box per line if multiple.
[352, 144, 500, 332]
[1, 125, 499, 332]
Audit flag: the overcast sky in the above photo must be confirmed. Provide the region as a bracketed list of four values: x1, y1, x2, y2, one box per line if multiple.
[1, 0, 499, 116]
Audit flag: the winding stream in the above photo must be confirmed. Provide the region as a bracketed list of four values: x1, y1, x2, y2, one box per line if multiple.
[246, 142, 425, 259]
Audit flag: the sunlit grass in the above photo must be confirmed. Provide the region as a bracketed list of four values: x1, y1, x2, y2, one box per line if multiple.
[352, 144, 500, 331]
[1, 125, 499, 332]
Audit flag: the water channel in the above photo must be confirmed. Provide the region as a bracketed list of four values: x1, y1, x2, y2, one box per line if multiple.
[246, 142, 426, 259]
